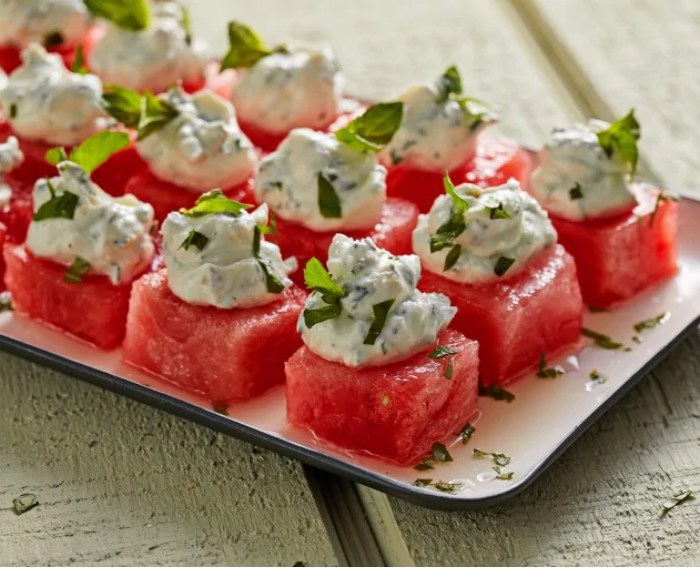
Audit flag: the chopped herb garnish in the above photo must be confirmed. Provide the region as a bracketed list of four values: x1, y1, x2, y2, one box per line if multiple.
[9, 103, 17, 119]
[138, 92, 179, 141]
[488, 202, 512, 219]
[478, 380, 515, 403]
[596, 109, 641, 176]
[180, 190, 252, 218]
[443, 244, 461, 272]
[455, 423, 476, 445]
[436, 65, 462, 103]
[317, 173, 342, 219]
[0, 291, 12, 313]
[381, 394, 390, 407]
[33, 181, 79, 222]
[71, 45, 89, 75]
[43, 31, 65, 48]
[335, 102, 404, 153]
[63, 257, 91, 284]
[213, 403, 229, 415]
[536, 352, 564, 379]
[102, 86, 142, 128]
[84, 0, 151, 31]
[588, 370, 608, 385]
[363, 299, 395, 345]
[46, 131, 130, 173]
[302, 258, 346, 328]
[221, 21, 274, 70]
[494, 256, 515, 277]
[430, 213, 467, 253]
[661, 490, 694, 516]
[632, 335, 642, 344]
[435, 65, 493, 130]
[443, 171, 469, 212]
[473, 448, 511, 467]
[649, 191, 678, 227]
[582, 327, 624, 350]
[494, 469, 515, 481]
[428, 344, 459, 379]
[433, 481, 462, 494]
[634, 312, 669, 333]
[12, 493, 38, 516]
[179, 230, 209, 252]
[569, 182, 584, 200]
[252, 225, 285, 294]
[412, 478, 432, 487]
[415, 442, 453, 470]
[256, 211, 277, 235]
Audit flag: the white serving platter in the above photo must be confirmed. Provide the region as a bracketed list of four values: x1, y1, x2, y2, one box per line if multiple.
[0, 194, 698, 510]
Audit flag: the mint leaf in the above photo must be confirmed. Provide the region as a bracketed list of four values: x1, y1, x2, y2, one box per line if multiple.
[303, 304, 342, 329]
[436, 65, 462, 103]
[478, 380, 515, 403]
[180, 190, 252, 218]
[85, 0, 150, 31]
[318, 173, 342, 219]
[363, 299, 395, 345]
[488, 203, 511, 220]
[67, 131, 130, 173]
[63, 257, 91, 283]
[433, 481, 462, 494]
[303, 258, 345, 300]
[596, 109, 641, 175]
[252, 225, 285, 294]
[443, 171, 469, 212]
[335, 102, 404, 152]
[494, 256, 515, 277]
[179, 230, 209, 251]
[452, 96, 493, 132]
[33, 183, 79, 222]
[71, 44, 89, 75]
[430, 213, 467, 253]
[443, 244, 461, 272]
[429, 344, 459, 379]
[102, 86, 142, 128]
[455, 423, 476, 445]
[138, 92, 179, 141]
[221, 21, 273, 70]
[45, 147, 69, 166]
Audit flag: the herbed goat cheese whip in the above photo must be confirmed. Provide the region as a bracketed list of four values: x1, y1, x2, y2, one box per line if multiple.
[255, 128, 386, 232]
[0, 0, 91, 49]
[137, 88, 256, 191]
[413, 180, 557, 284]
[0, 43, 107, 145]
[530, 120, 638, 221]
[299, 234, 456, 368]
[381, 76, 497, 172]
[232, 45, 343, 135]
[161, 203, 294, 309]
[26, 162, 155, 285]
[89, 1, 208, 94]
[0, 135, 22, 208]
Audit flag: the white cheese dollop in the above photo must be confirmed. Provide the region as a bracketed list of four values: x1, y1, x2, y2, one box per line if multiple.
[137, 88, 257, 192]
[530, 120, 637, 221]
[26, 162, 155, 285]
[381, 79, 497, 172]
[0, 135, 23, 208]
[413, 180, 557, 284]
[299, 234, 456, 368]
[232, 45, 342, 135]
[161, 203, 295, 309]
[0, 43, 107, 145]
[89, 1, 208, 94]
[0, 0, 91, 49]
[255, 128, 386, 232]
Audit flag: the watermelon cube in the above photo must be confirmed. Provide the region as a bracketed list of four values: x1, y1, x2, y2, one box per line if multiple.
[549, 182, 678, 309]
[3, 244, 134, 349]
[286, 329, 479, 465]
[124, 168, 254, 221]
[0, 171, 33, 244]
[123, 270, 306, 404]
[264, 198, 419, 286]
[0, 222, 6, 288]
[419, 245, 583, 386]
[385, 134, 534, 213]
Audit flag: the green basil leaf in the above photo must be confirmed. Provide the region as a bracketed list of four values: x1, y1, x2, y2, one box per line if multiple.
[138, 92, 179, 141]
[318, 173, 342, 219]
[102, 86, 143, 128]
[494, 256, 515, 277]
[221, 20, 273, 70]
[66, 131, 130, 173]
[363, 298, 395, 345]
[596, 109, 641, 175]
[303, 257, 345, 300]
[179, 230, 209, 252]
[33, 185, 79, 222]
[303, 304, 342, 329]
[180, 190, 252, 218]
[84, 0, 150, 31]
[335, 101, 404, 153]
[63, 257, 91, 283]
[436, 65, 462, 103]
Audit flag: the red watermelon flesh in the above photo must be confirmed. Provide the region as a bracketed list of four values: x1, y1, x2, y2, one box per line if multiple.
[419, 245, 583, 386]
[123, 270, 306, 404]
[0, 176, 32, 244]
[262, 198, 419, 287]
[0, 222, 6, 288]
[124, 168, 254, 221]
[3, 244, 134, 349]
[550, 182, 678, 309]
[286, 329, 479, 465]
[385, 134, 534, 213]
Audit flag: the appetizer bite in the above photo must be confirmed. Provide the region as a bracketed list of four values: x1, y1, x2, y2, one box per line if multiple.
[380, 65, 533, 213]
[4, 133, 155, 349]
[414, 175, 583, 386]
[123, 191, 303, 404]
[210, 21, 355, 151]
[530, 111, 678, 308]
[87, 0, 208, 94]
[286, 235, 479, 464]
[0, 0, 98, 73]
[123, 86, 257, 221]
[255, 102, 419, 285]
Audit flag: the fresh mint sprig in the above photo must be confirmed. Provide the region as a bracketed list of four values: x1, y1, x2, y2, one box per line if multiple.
[334, 102, 404, 153]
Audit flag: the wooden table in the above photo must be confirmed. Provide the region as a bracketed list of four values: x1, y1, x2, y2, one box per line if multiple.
[2, 0, 700, 565]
